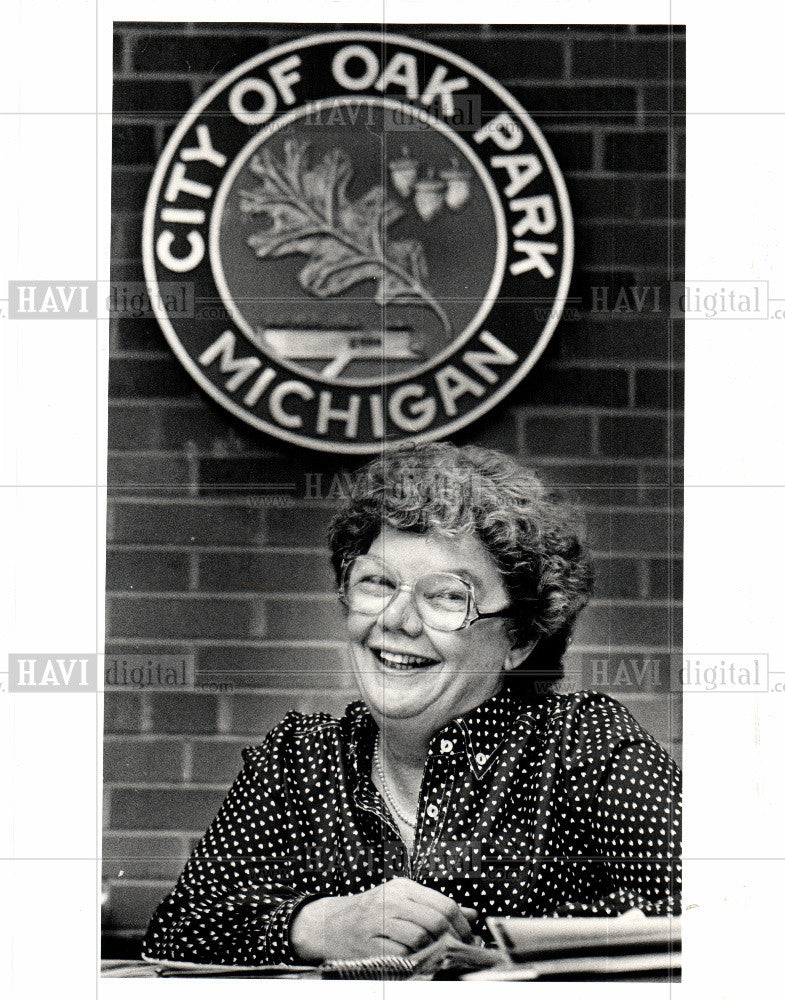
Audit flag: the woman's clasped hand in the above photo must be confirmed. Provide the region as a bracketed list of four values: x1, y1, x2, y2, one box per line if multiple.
[289, 877, 477, 961]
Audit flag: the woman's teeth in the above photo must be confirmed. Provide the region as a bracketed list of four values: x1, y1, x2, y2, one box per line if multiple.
[374, 650, 437, 670]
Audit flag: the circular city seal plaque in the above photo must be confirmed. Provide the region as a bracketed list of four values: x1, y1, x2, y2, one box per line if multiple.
[144, 31, 573, 453]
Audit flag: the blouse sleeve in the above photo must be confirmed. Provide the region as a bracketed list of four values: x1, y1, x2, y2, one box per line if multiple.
[141, 716, 332, 965]
[553, 694, 682, 917]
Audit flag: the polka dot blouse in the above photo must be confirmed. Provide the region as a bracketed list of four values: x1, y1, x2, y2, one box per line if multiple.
[142, 686, 681, 965]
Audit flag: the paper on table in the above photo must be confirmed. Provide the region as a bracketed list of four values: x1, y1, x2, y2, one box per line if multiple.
[463, 949, 682, 981]
[486, 910, 681, 960]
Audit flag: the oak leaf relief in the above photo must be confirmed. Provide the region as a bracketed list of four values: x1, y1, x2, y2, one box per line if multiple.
[238, 139, 451, 334]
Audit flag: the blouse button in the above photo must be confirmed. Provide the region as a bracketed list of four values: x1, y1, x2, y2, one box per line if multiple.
[475, 752, 488, 766]
[426, 803, 439, 819]
[440, 739, 454, 753]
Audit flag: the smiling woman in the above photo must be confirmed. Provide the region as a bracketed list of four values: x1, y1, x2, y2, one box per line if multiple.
[141, 442, 681, 966]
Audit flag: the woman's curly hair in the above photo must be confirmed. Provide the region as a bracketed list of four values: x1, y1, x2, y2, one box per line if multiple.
[328, 441, 594, 697]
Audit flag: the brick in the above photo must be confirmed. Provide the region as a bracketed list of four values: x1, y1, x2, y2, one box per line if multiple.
[634, 369, 685, 409]
[103, 882, 169, 931]
[107, 455, 191, 491]
[106, 549, 190, 593]
[576, 223, 677, 269]
[539, 129, 595, 171]
[510, 366, 629, 408]
[105, 642, 194, 661]
[508, 84, 638, 123]
[524, 416, 593, 456]
[110, 787, 224, 832]
[104, 692, 144, 733]
[604, 132, 669, 172]
[109, 357, 196, 399]
[558, 318, 679, 362]
[113, 79, 193, 116]
[263, 599, 344, 641]
[103, 833, 187, 881]
[108, 501, 266, 547]
[158, 406, 265, 453]
[107, 596, 265, 640]
[533, 463, 640, 506]
[199, 550, 334, 592]
[225, 693, 304, 737]
[104, 738, 185, 782]
[112, 124, 156, 166]
[592, 557, 641, 599]
[640, 463, 683, 489]
[148, 692, 219, 734]
[112, 317, 168, 352]
[533, 461, 639, 487]
[567, 178, 642, 220]
[112, 169, 154, 214]
[672, 513, 684, 552]
[198, 646, 352, 693]
[636, 177, 685, 219]
[571, 39, 685, 80]
[585, 509, 670, 553]
[674, 134, 686, 174]
[267, 506, 335, 547]
[111, 259, 145, 284]
[634, 25, 686, 35]
[190, 739, 254, 783]
[453, 408, 519, 455]
[113, 32, 125, 72]
[627, 486, 682, 510]
[598, 415, 667, 458]
[130, 32, 270, 73]
[641, 85, 686, 115]
[573, 602, 672, 647]
[107, 405, 161, 450]
[649, 557, 683, 599]
[110, 213, 141, 260]
[671, 415, 684, 456]
[448, 38, 565, 79]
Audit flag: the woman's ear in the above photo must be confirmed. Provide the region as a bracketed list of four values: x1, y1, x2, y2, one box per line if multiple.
[503, 639, 538, 672]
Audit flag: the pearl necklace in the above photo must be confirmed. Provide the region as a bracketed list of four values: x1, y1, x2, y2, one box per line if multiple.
[373, 735, 417, 829]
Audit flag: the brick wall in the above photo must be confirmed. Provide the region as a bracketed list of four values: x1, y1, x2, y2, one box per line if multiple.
[104, 22, 685, 941]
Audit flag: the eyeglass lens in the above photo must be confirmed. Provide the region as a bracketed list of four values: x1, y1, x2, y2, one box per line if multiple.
[342, 556, 471, 630]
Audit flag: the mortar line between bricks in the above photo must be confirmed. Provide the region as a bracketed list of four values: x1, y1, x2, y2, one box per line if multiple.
[181, 742, 193, 783]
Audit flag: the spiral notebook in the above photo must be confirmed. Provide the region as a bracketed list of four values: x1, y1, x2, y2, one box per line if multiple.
[321, 936, 499, 979]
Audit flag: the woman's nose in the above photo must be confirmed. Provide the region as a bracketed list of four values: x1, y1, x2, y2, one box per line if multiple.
[379, 588, 423, 636]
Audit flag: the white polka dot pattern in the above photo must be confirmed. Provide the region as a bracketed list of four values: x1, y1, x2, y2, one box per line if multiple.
[141, 687, 681, 965]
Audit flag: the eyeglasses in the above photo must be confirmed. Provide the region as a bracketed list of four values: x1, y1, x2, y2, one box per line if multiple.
[339, 554, 513, 632]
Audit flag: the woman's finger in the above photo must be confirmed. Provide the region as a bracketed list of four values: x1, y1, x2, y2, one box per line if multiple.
[380, 916, 435, 951]
[403, 883, 474, 942]
[366, 936, 411, 958]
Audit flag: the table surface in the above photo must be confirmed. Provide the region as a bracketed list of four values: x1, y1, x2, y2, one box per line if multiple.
[100, 959, 679, 982]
